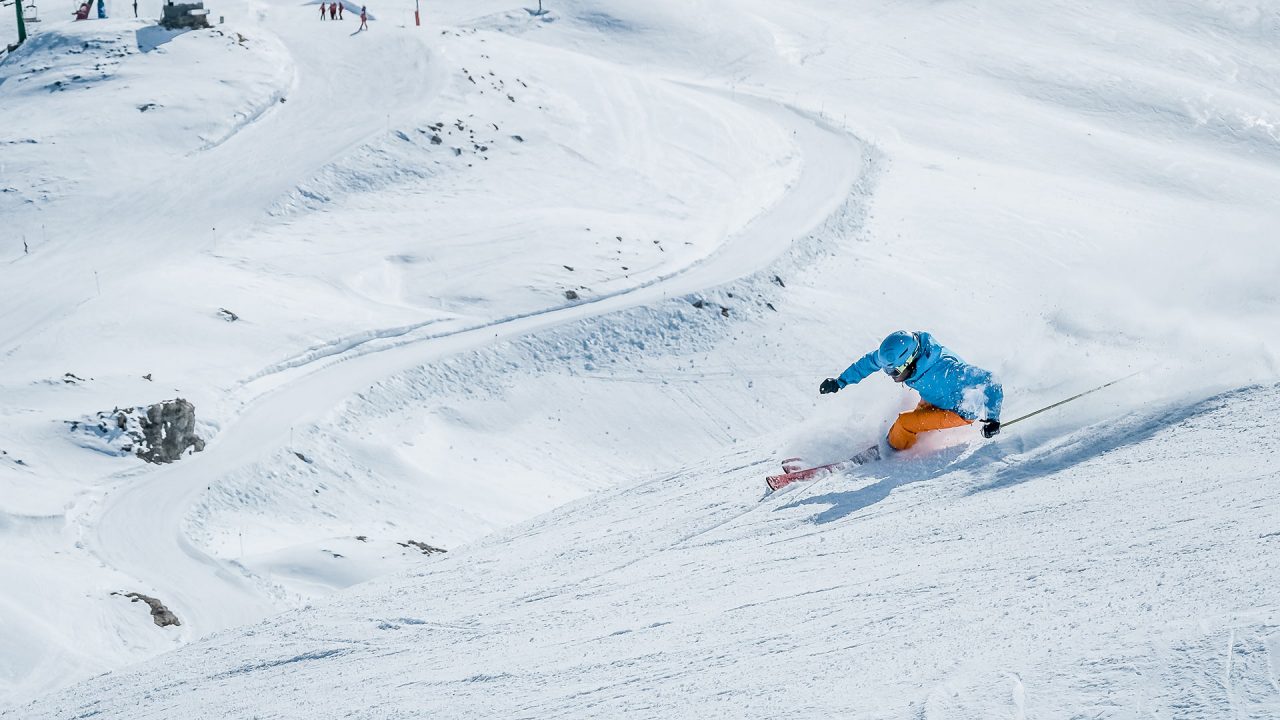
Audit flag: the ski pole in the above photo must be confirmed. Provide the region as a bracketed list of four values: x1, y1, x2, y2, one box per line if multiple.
[1003, 371, 1142, 428]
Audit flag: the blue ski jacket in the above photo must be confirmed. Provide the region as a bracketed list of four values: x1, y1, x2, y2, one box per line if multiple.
[837, 331, 1003, 421]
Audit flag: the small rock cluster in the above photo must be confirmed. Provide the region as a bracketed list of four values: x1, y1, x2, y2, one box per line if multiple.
[398, 540, 447, 555]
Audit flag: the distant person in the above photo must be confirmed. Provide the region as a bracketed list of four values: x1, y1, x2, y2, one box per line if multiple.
[132, 0, 137, 16]
[319, 2, 326, 19]
[337, 2, 343, 19]
[328, 2, 336, 19]
[820, 330, 1003, 450]
[358, 5, 367, 29]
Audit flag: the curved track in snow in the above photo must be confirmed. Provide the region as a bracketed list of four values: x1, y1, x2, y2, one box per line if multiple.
[87, 90, 866, 637]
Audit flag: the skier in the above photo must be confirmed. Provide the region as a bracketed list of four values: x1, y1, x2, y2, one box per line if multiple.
[337, 2, 343, 19]
[358, 5, 367, 29]
[329, 2, 336, 19]
[820, 330, 1002, 451]
[319, 2, 326, 19]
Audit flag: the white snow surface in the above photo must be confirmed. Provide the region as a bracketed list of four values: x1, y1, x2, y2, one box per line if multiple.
[1, 0, 1279, 716]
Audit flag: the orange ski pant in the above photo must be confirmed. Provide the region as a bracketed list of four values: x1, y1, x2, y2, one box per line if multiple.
[887, 402, 973, 450]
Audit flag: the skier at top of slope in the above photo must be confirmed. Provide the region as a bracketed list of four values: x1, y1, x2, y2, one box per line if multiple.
[820, 330, 1003, 451]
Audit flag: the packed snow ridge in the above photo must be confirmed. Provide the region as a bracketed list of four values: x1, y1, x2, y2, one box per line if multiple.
[2, 0, 1278, 717]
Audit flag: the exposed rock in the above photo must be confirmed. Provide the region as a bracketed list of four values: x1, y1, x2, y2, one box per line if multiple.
[398, 540, 447, 555]
[136, 399, 205, 463]
[160, 1, 210, 30]
[563, 289, 579, 300]
[217, 307, 239, 322]
[71, 398, 205, 463]
[113, 591, 181, 627]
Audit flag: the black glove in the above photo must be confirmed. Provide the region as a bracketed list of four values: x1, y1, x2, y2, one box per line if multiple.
[819, 378, 841, 395]
[981, 420, 1001, 438]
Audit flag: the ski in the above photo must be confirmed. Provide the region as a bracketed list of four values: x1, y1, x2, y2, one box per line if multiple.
[765, 444, 881, 492]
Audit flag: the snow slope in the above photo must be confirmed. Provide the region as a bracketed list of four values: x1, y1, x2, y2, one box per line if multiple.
[82, 95, 860, 640]
[2, 0, 842, 703]
[13, 383, 1280, 718]
[3, 0, 1280, 713]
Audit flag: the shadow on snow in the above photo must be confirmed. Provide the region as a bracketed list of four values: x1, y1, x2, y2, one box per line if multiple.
[776, 387, 1246, 525]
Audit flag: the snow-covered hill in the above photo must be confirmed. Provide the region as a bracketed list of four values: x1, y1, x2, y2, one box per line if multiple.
[2, 0, 1278, 714]
[14, 382, 1280, 718]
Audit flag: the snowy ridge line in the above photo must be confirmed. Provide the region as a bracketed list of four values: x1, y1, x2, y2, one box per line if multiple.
[83, 93, 867, 649]
[192, 80, 294, 155]
[235, 92, 867, 393]
[188, 27, 300, 155]
[238, 243, 730, 390]
[243, 317, 451, 383]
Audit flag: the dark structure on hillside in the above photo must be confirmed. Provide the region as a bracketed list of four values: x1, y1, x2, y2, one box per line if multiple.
[160, 0, 210, 29]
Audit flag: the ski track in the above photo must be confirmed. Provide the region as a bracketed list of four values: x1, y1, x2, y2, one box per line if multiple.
[85, 92, 864, 639]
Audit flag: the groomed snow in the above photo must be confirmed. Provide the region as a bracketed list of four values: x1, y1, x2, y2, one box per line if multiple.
[2, 0, 1278, 715]
[13, 383, 1280, 718]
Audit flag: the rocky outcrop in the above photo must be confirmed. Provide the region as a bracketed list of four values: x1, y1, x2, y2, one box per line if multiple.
[398, 540, 447, 555]
[113, 592, 181, 627]
[70, 398, 205, 463]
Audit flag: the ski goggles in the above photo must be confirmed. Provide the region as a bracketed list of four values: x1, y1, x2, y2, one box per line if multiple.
[884, 348, 921, 380]
[885, 360, 914, 380]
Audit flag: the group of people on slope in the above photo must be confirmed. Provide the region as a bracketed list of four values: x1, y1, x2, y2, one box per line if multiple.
[320, 1, 367, 30]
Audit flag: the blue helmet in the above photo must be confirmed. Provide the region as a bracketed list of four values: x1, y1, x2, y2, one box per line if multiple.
[878, 331, 921, 379]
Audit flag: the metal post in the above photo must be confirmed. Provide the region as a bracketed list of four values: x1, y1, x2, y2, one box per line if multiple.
[15, 0, 28, 45]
